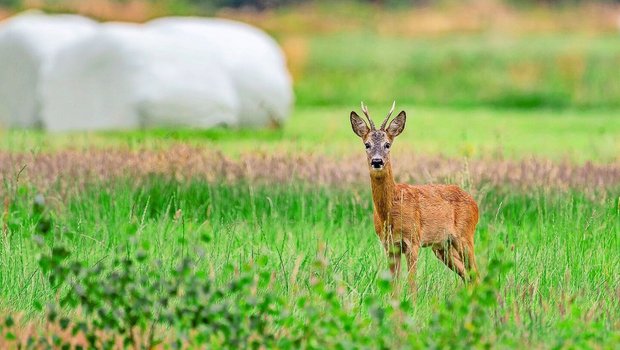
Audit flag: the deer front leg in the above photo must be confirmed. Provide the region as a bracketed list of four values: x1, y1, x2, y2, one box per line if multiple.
[384, 242, 403, 295]
[405, 244, 420, 297]
[385, 243, 402, 279]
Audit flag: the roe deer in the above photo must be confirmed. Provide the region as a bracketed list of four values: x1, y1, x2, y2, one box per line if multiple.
[350, 102, 479, 293]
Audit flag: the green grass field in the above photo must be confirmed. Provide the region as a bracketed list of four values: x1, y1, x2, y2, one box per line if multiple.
[1, 4, 620, 347]
[296, 33, 620, 109]
[1, 178, 618, 347]
[3, 106, 619, 163]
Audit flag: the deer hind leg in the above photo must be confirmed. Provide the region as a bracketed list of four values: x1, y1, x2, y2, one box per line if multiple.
[432, 242, 468, 282]
[464, 240, 479, 282]
[450, 239, 480, 283]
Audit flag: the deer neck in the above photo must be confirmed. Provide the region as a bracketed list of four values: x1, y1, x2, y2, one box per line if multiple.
[370, 163, 395, 224]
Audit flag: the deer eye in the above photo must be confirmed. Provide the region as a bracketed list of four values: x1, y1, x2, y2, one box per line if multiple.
[384, 143, 391, 149]
[364, 143, 371, 149]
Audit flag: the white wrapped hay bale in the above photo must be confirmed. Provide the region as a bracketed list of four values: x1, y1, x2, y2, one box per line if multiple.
[40, 23, 239, 131]
[0, 11, 96, 128]
[148, 17, 293, 127]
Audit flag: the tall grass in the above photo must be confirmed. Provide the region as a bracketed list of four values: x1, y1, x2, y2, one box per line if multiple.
[1, 177, 618, 346]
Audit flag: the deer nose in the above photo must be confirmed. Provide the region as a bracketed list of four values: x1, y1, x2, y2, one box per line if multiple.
[371, 158, 384, 168]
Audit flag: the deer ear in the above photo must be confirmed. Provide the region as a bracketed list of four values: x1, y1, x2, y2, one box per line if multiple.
[350, 111, 369, 138]
[386, 111, 406, 137]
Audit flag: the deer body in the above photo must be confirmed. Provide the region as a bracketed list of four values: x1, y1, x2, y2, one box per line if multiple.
[372, 181, 478, 248]
[350, 102, 479, 293]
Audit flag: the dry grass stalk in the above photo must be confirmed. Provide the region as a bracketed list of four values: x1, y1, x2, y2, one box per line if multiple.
[0, 146, 618, 199]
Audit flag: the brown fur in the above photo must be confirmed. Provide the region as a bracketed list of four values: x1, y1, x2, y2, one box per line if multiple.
[350, 104, 479, 293]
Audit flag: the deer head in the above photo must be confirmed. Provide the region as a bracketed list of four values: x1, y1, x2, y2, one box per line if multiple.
[350, 101, 406, 178]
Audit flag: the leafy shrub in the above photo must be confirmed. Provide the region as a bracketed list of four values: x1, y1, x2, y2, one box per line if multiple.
[31, 232, 285, 348]
[2, 228, 616, 348]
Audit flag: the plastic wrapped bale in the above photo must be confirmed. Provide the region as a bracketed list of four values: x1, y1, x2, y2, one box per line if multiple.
[40, 23, 239, 131]
[0, 11, 97, 128]
[148, 17, 293, 128]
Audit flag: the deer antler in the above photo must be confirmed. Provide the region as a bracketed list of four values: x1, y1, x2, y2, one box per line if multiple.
[380, 101, 396, 130]
[360, 101, 376, 130]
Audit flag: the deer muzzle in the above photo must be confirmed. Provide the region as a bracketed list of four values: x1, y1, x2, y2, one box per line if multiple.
[371, 158, 384, 169]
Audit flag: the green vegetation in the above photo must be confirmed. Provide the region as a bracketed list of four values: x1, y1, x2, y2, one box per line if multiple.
[3, 106, 619, 162]
[1, 2, 619, 347]
[1, 178, 618, 347]
[298, 33, 620, 110]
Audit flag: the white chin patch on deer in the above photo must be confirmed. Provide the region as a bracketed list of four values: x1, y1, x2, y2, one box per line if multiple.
[371, 164, 384, 171]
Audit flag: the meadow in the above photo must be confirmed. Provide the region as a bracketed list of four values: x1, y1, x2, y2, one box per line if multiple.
[1, 114, 618, 348]
[2, 106, 619, 162]
[1, 167, 618, 347]
[1, 1, 620, 348]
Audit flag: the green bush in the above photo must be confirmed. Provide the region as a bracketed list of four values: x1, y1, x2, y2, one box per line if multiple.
[2, 232, 601, 349]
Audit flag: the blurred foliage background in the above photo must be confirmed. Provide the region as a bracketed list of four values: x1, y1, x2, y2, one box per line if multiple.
[4, 1, 620, 11]
[1, 0, 619, 110]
